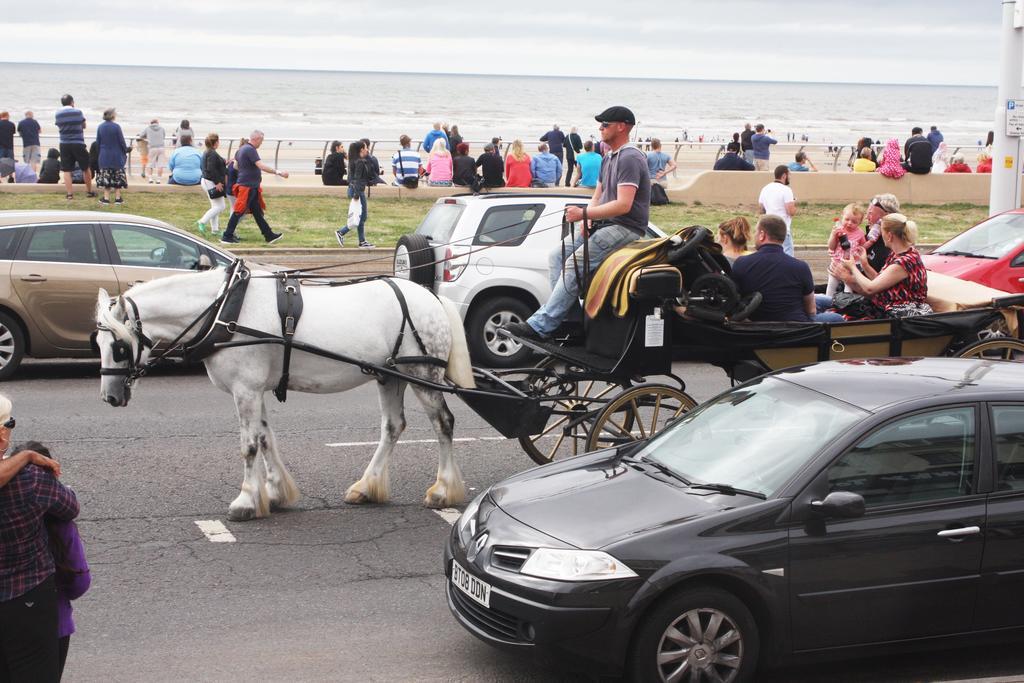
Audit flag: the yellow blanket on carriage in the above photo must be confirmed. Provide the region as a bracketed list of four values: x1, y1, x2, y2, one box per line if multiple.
[583, 236, 672, 319]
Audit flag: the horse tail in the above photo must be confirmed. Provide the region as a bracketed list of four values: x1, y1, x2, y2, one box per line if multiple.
[440, 296, 475, 389]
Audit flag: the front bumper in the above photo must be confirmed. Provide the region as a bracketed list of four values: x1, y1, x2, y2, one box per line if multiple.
[443, 505, 640, 676]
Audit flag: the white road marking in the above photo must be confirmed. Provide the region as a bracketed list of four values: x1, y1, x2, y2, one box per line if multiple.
[194, 520, 237, 543]
[326, 436, 507, 448]
[433, 508, 462, 526]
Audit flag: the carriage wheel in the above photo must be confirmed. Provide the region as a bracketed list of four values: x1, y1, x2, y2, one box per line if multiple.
[518, 358, 630, 466]
[955, 338, 1024, 361]
[586, 384, 698, 452]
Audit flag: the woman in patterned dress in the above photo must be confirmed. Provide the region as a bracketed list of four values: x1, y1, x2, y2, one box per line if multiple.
[829, 213, 933, 318]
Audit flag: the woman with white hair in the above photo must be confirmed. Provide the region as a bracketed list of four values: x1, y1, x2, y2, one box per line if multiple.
[945, 153, 973, 173]
[423, 138, 453, 187]
[0, 393, 80, 681]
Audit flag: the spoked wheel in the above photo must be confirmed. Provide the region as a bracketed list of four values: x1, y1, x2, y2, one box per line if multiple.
[586, 384, 697, 452]
[518, 358, 629, 466]
[955, 338, 1024, 361]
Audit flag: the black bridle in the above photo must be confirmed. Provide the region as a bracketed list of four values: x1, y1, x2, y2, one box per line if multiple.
[97, 261, 246, 387]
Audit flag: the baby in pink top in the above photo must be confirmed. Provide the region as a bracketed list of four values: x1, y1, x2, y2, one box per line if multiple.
[826, 203, 867, 296]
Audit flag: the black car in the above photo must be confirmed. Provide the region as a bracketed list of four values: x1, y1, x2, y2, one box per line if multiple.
[445, 358, 1024, 681]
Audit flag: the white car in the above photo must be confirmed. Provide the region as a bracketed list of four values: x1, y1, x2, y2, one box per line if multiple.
[393, 193, 663, 367]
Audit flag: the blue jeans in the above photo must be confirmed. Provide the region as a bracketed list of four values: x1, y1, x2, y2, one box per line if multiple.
[527, 223, 641, 336]
[340, 185, 367, 243]
[814, 293, 845, 322]
[783, 231, 794, 257]
[742, 150, 754, 165]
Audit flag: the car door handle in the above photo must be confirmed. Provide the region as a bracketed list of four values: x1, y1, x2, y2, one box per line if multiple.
[937, 526, 981, 538]
[19, 274, 47, 282]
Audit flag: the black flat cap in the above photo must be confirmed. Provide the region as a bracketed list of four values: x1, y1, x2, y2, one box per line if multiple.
[595, 106, 636, 125]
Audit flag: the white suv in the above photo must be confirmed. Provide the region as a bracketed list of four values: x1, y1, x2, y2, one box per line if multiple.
[393, 193, 662, 367]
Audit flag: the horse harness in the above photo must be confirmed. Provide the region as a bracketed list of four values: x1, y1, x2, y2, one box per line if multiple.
[100, 260, 446, 402]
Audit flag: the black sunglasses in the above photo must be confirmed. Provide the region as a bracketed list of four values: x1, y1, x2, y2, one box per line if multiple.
[2, 417, 15, 429]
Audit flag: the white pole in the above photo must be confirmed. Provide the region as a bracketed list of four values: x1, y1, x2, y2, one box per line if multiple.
[990, 0, 1024, 216]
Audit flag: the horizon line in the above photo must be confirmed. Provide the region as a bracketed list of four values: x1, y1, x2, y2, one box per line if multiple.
[0, 60, 997, 90]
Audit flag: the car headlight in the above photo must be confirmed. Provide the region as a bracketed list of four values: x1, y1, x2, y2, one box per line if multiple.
[519, 548, 638, 582]
[457, 492, 485, 537]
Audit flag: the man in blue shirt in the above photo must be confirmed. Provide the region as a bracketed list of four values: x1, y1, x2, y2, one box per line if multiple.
[422, 122, 448, 156]
[168, 134, 203, 185]
[574, 140, 602, 187]
[391, 135, 423, 186]
[530, 143, 562, 187]
[713, 142, 755, 170]
[54, 94, 94, 199]
[221, 130, 288, 244]
[927, 125, 944, 153]
[787, 151, 818, 172]
[646, 138, 676, 185]
[750, 123, 777, 171]
[731, 215, 842, 322]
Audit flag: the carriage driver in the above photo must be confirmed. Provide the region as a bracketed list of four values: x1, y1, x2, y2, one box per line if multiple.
[501, 106, 651, 341]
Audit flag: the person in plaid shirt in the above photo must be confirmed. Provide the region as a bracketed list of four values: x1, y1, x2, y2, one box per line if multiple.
[0, 395, 78, 682]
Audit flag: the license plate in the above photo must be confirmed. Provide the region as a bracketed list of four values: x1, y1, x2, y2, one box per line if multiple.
[451, 559, 491, 608]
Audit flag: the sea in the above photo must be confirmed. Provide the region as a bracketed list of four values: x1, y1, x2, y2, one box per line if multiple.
[2, 62, 999, 147]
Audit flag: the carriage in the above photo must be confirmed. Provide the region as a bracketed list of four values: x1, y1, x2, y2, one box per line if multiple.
[94, 224, 1024, 518]
[470, 225, 1024, 465]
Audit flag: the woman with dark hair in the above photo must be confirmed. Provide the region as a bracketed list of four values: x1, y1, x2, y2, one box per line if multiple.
[38, 148, 61, 183]
[449, 125, 464, 151]
[173, 119, 193, 147]
[0, 395, 80, 681]
[198, 133, 227, 236]
[16, 441, 90, 681]
[452, 142, 477, 187]
[336, 141, 374, 248]
[322, 140, 347, 186]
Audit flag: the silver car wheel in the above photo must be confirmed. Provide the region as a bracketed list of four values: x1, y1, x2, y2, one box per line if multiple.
[0, 324, 16, 368]
[482, 309, 524, 358]
[656, 607, 743, 683]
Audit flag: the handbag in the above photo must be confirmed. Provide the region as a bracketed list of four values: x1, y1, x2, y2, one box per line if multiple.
[346, 197, 362, 229]
[831, 291, 880, 319]
[207, 186, 225, 199]
[398, 152, 418, 188]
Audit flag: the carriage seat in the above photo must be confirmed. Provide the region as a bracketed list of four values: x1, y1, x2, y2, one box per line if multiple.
[628, 265, 683, 301]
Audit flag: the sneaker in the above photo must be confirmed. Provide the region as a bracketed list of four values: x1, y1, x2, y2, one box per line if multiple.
[358, 241, 375, 249]
[86, 191, 97, 198]
[264, 232, 283, 244]
[65, 193, 74, 201]
[499, 321, 546, 341]
[98, 198, 110, 205]
[220, 235, 241, 244]
[196, 221, 208, 236]
[148, 178, 154, 184]
[155, 179, 161, 184]
[114, 197, 123, 205]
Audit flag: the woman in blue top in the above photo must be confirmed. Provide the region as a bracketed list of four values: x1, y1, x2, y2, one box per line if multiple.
[168, 133, 203, 186]
[95, 108, 130, 205]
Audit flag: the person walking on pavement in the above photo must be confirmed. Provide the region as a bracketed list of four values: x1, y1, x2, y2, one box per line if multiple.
[220, 130, 287, 245]
[564, 126, 582, 187]
[501, 106, 650, 341]
[198, 133, 228, 236]
[336, 140, 374, 248]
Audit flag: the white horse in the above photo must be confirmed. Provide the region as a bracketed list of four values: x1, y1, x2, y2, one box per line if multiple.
[95, 265, 475, 521]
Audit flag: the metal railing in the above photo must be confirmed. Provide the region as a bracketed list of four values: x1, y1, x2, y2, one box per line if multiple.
[23, 134, 989, 178]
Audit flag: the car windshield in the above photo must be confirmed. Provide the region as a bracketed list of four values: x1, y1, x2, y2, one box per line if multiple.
[933, 213, 1024, 259]
[415, 203, 464, 244]
[634, 377, 867, 498]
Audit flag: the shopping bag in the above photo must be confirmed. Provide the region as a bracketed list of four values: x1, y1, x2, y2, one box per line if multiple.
[347, 198, 362, 229]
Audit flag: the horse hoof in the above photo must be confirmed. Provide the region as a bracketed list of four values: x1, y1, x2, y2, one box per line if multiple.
[344, 488, 370, 505]
[423, 491, 447, 509]
[227, 506, 256, 522]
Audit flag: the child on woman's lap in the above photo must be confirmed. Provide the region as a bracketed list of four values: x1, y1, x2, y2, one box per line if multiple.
[826, 203, 867, 297]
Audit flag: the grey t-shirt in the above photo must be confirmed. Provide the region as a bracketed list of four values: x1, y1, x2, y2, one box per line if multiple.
[598, 145, 650, 234]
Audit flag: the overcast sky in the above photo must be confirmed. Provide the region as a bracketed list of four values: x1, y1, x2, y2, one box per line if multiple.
[5, 0, 1006, 85]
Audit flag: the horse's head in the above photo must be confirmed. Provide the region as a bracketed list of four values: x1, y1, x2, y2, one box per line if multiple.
[96, 288, 153, 407]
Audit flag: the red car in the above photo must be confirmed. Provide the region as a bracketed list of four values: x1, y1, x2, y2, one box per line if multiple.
[923, 209, 1024, 293]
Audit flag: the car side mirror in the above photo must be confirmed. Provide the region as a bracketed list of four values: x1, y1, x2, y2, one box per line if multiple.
[810, 491, 865, 519]
[197, 254, 213, 271]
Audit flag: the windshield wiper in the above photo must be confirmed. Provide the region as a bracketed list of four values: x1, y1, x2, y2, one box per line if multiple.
[935, 249, 997, 259]
[687, 483, 767, 500]
[621, 455, 691, 485]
